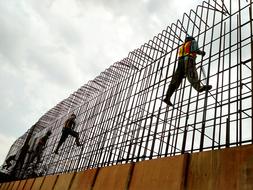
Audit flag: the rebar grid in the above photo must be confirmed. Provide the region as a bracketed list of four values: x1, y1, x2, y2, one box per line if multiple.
[5, 0, 253, 179]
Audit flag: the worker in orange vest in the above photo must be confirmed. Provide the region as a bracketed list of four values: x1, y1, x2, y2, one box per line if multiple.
[54, 113, 81, 154]
[163, 36, 212, 106]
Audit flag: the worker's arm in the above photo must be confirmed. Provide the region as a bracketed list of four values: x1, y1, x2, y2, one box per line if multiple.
[71, 120, 76, 129]
[191, 40, 206, 56]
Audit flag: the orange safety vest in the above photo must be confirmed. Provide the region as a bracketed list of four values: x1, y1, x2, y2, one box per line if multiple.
[178, 41, 196, 58]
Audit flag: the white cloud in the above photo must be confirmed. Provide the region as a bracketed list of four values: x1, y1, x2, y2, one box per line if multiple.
[0, 0, 206, 160]
[0, 134, 16, 165]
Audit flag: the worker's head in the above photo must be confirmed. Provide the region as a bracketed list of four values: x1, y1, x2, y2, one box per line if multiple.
[71, 113, 76, 119]
[185, 36, 195, 42]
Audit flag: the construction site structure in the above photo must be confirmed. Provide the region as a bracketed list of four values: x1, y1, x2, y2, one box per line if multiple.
[1, 0, 253, 189]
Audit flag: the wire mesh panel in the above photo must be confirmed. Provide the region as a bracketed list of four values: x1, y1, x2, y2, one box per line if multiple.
[4, 0, 253, 179]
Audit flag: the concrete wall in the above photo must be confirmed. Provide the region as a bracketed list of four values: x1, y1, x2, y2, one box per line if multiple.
[2, 144, 253, 190]
[186, 145, 253, 190]
[129, 154, 188, 190]
[93, 164, 133, 190]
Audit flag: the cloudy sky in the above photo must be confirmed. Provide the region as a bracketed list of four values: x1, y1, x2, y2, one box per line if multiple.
[0, 0, 202, 164]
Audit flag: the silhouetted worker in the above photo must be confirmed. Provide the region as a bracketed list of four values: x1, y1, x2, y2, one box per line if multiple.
[2, 155, 16, 170]
[30, 130, 52, 164]
[54, 113, 81, 154]
[163, 36, 212, 106]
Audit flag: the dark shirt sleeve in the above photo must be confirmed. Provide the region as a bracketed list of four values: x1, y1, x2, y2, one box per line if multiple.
[191, 40, 203, 55]
[72, 120, 76, 129]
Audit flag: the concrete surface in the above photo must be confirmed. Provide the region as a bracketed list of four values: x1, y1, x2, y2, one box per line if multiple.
[3, 144, 253, 190]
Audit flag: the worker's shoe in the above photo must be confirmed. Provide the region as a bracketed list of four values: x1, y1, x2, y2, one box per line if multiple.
[76, 141, 82, 147]
[163, 98, 173, 106]
[199, 85, 212, 93]
[77, 143, 82, 147]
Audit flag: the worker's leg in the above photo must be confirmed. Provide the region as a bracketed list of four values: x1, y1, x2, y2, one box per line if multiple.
[54, 131, 68, 154]
[36, 149, 43, 163]
[164, 59, 185, 105]
[186, 58, 212, 92]
[32, 145, 42, 163]
[4, 160, 12, 169]
[69, 130, 81, 146]
[30, 153, 36, 163]
[36, 153, 42, 164]
[185, 58, 201, 91]
[3, 163, 10, 169]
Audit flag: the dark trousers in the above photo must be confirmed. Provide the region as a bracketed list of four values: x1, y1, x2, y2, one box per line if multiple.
[3, 156, 15, 170]
[3, 161, 12, 169]
[165, 57, 201, 101]
[30, 144, 43, 164]
[55, 128, 80, 152]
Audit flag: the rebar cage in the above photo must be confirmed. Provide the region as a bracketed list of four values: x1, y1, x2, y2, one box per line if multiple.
[5, 0, 253, 179]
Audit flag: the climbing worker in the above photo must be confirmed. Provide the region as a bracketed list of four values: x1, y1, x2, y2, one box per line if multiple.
[30, 130, 52, 164]
[163, 36, 212, 106]
[54, 113, 81, 154]
[2, 155, 16, 170]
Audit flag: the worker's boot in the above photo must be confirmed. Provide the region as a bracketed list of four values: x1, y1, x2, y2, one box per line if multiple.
[163, 84, 177, 106]
[199, 85, 212, 92]
[163, 98, 173, 106]
[76, 138, 81, 147]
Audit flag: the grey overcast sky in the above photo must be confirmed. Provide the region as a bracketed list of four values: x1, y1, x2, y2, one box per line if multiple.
[0, 0, 202, 164]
